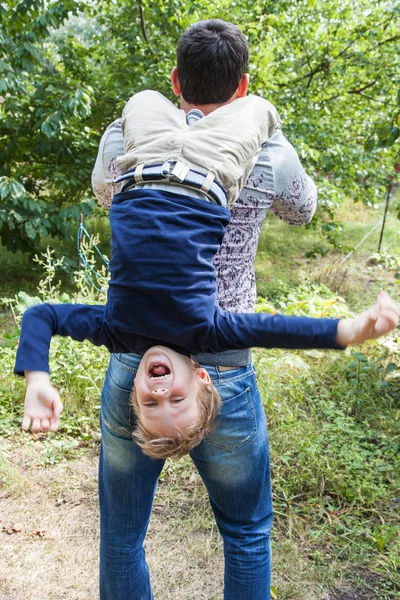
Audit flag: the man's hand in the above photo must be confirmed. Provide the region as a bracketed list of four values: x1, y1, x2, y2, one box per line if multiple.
[22, 371, 63, 433]
[336, 291, 399, 347]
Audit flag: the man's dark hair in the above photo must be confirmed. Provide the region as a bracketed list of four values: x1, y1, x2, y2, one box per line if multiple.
[176, 19, 249, 105]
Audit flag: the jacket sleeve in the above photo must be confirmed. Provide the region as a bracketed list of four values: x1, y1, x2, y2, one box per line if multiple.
[91, 119, 124, 208]
[212, 308, 343, 353]
[14, 303, 110, 376]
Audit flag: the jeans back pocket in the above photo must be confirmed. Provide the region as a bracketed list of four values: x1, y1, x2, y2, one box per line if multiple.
[203, 386, 257, 451]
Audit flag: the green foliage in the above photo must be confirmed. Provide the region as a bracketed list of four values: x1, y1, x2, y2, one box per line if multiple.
[365, 86, 400, 155]
[1, 0, 400, 253]
[0, 246, 109, 442]
[0, 0, 98, 252]
[255, 281, 352, 318]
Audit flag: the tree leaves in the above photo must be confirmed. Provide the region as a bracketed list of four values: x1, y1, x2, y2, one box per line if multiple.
[1, 0, 399, 252]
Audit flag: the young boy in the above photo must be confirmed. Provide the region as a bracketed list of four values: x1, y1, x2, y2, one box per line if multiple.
[15, 89, 399, 458]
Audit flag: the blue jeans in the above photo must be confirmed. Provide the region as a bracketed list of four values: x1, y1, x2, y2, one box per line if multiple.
[99, 353, 273, 600]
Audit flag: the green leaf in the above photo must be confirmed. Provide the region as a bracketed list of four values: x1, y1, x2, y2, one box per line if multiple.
[364, 137, 375, 152]
[25, 221, 38, 240]
[17, 291, 41, 311]
[378, 122, 392, 141]
[385, 126, 399, 147]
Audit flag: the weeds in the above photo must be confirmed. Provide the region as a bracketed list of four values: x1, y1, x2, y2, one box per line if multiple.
[0, 245, 109, 444]
[0, 201, 399, 597]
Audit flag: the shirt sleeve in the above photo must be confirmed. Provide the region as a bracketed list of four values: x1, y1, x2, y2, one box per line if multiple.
[91, 119, 124, 209]
[212, 308, 343, 353]
[14, 303, 110, 376]
[242, 130, 317, 224]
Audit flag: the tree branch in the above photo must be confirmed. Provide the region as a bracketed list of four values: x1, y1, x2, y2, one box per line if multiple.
[376, 34, 400, 47]
[277, 14, 397, 89]
[137, 0, 155, 56]
[347, 81, 377, 94]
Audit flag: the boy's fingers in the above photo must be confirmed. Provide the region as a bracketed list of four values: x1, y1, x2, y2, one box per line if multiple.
[22, 415, 31, 431]
[377, 305, 399, 322]
[49, 416, 60, 432]
[31, 418, 41, 433]
[377, 291, 399, 312]
[41, 418, 50, 432]
[52, 397, 63, 418]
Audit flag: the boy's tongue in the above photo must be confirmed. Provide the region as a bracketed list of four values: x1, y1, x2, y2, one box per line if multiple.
[151, 364, 169, 376]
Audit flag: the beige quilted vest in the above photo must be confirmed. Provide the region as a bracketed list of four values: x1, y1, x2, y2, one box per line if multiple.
[117, 90, 280, 207]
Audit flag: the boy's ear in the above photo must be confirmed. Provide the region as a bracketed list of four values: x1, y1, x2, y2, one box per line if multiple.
[170, 67, 181, 96]
[195, 367, 211, 385]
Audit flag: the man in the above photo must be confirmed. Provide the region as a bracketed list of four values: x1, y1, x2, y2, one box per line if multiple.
[93, 19, 317, 600]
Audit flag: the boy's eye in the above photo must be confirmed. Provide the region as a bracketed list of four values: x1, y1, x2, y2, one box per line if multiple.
[171, 398, 185, 404]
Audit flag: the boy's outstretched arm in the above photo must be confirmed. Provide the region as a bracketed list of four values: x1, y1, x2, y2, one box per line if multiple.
[213, 292, 399, 352]
[23, 371, 63, 433]
[15, 303, 110, 433]
[14, 303, 109, 376]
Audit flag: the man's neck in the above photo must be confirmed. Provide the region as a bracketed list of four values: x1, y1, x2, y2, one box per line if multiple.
[180, 97, 234, 116]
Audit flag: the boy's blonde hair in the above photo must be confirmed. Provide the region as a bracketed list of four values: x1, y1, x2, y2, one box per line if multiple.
[130, 368, 221, 459]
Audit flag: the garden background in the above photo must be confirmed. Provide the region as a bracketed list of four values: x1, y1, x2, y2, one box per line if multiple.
[0, 0, 399, 598]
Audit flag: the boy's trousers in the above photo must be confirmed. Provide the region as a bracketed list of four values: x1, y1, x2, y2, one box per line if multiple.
[99, 353, 273, 600]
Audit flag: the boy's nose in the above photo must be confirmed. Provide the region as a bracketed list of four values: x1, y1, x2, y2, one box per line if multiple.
[151, 388, 168, 396]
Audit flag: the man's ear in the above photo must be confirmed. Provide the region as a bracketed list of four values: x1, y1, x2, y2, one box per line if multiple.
[170, 67, 181, 96]
[235, 73, 250, 99]
[195, 367, 211, 385]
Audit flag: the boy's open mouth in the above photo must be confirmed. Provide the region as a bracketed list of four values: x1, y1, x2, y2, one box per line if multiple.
[148, 363, 171, 380]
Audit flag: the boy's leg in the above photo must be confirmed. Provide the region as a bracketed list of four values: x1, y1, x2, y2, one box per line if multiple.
[190, 365, 272, 600]
[99, 353, 164, 600]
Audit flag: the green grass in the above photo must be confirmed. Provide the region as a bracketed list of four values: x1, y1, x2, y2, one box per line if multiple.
[256, 197, 400, 309]
[0, 196, 399, 598]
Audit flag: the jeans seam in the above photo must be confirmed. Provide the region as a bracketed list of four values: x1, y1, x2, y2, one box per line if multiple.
[100, 412, 134, 439]
[211, 368, 255, 385]
[108, 367, 136, 392]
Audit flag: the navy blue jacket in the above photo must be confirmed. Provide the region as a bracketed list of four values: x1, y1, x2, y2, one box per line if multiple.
[14, 189, 341, 375]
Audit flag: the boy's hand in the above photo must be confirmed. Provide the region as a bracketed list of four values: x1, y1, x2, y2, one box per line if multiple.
[22, 371, 63, 433]
[337, 291, 399, 347]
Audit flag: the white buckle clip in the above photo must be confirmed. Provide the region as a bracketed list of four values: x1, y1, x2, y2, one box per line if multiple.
[161, 160, 189, 182]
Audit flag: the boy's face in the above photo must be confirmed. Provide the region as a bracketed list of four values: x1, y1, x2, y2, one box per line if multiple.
[134, 346, 210, 437]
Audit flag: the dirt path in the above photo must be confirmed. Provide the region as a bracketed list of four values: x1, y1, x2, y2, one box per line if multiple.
[1, 438, 384, 600]
[0, 439, 223, 600]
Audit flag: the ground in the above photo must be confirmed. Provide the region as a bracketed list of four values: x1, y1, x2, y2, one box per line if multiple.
[1, 435, 394, 600]
[0, 438, 226, 600]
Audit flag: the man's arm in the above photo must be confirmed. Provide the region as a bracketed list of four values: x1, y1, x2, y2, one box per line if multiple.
[91, 119, 124, 208]
[243, 129, 317, 225]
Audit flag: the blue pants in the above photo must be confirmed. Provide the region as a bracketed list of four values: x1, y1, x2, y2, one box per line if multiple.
[99, 353, 273, 599]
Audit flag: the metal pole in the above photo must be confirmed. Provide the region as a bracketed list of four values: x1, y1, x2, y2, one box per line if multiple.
[378, 184, 392, 252]
[77, 213, 83, 271]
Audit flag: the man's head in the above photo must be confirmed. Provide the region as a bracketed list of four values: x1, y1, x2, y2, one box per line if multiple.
[131, 346, 221, 459]
[171, 19, 249, 107]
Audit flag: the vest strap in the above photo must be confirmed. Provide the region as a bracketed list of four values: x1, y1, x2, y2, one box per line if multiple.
[115, 161, 228, 207]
